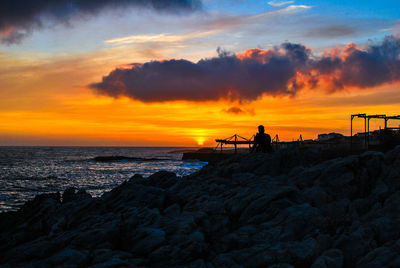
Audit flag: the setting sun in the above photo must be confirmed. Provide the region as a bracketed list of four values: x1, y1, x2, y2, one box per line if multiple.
[196, 137, 205, 146]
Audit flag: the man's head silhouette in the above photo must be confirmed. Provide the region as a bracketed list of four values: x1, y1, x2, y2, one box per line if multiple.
[258, 125, 265, 134]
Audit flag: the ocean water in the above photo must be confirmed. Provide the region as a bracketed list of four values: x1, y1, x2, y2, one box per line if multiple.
[0, 147, 207, 212]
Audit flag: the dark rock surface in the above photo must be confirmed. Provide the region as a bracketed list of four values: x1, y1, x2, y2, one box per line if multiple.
[1, 146, 400, 267]
[182, 151, 232, 163]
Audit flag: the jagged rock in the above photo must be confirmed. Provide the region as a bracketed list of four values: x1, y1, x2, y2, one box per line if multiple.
[384, 145, 400, 165]
[287, 237, 319, 263]
[311, 249, 343, 268]
[20, 192, 61, 216]
[62, 187, 92, 203]
[131, 227, 166, 255]
[1, 146, 400, 266]
[188, 259, 207, 268]
[361, 151, 385, 179]
[147, 171, 178, 189]
[268, 264, 295, 268]
[289, 165, 321, 189]
[275, 204, 324, 241]
[334, 226, 377, 266]
[352, 198, 371, 216]
[47, 248, 89, 266]
[213, 253, 241, 267]
[130, 173, 143, 181]
[357, 246, 400, 267]
[163, 203, 181, 217]
[239, 185, 298, 224]
[90, 249, 132, 267]
[300, 186, 329, 206]
[62, 187, 77, 203]
[89, 256, 130, 268]
[3, 238, 59, 263]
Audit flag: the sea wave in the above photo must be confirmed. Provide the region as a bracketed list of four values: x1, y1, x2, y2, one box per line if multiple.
[0, 147, 207, 211]
[92, 156, 174, 162]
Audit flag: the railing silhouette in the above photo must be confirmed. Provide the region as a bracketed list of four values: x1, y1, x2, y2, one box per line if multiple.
[215, 134, 253, 154]
[214, 133, 320, 154]
[215, 133, 305, 153]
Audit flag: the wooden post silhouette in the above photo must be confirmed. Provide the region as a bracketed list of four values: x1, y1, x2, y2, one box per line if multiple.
[350, 115, 353, 147]
[364, 116, 367, 149]
[234, 134, 237, 154]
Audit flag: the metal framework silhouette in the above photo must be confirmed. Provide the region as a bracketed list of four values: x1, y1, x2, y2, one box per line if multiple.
[351, 113, 400, 148]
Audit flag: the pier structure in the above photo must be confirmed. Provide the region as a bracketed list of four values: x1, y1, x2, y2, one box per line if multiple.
[215, 134, 254, 153]
[212, 113, 400, 154]
[351, 113, 400, 148]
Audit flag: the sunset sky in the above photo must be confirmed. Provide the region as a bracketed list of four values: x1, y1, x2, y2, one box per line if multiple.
[1, 0, 400, 146]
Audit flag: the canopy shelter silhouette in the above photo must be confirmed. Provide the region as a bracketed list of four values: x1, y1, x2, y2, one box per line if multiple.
[215, 134, 254, 154]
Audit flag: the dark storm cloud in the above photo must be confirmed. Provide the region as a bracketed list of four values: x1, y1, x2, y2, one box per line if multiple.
[91, 44, 310, 102]
[0, 0, 202, 44]
[91, 35, 400, 102]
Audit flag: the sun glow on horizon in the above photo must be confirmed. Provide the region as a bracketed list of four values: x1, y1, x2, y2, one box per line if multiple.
[196, 137, 205, 146]
[1, 83, 400, 146]
[1, 0, 400, 147]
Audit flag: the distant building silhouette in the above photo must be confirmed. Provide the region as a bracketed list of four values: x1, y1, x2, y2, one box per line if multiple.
[318, 133, 344, 142]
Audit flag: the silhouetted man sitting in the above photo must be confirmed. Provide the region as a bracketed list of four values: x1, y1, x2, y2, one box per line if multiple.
[251, 125, 273, 153]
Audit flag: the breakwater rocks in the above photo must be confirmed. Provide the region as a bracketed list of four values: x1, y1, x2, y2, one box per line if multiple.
[1, 146, 400, 267]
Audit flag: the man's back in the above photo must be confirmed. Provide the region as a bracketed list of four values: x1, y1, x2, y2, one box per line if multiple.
[254, 132, 272, 153]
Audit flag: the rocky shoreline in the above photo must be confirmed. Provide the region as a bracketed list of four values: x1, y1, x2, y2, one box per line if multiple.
[1, 146, 400, 267]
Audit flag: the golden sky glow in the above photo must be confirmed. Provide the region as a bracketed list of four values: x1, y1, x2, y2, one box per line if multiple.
[1, 1, 399, 146]
[1, 44, 399, 146]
